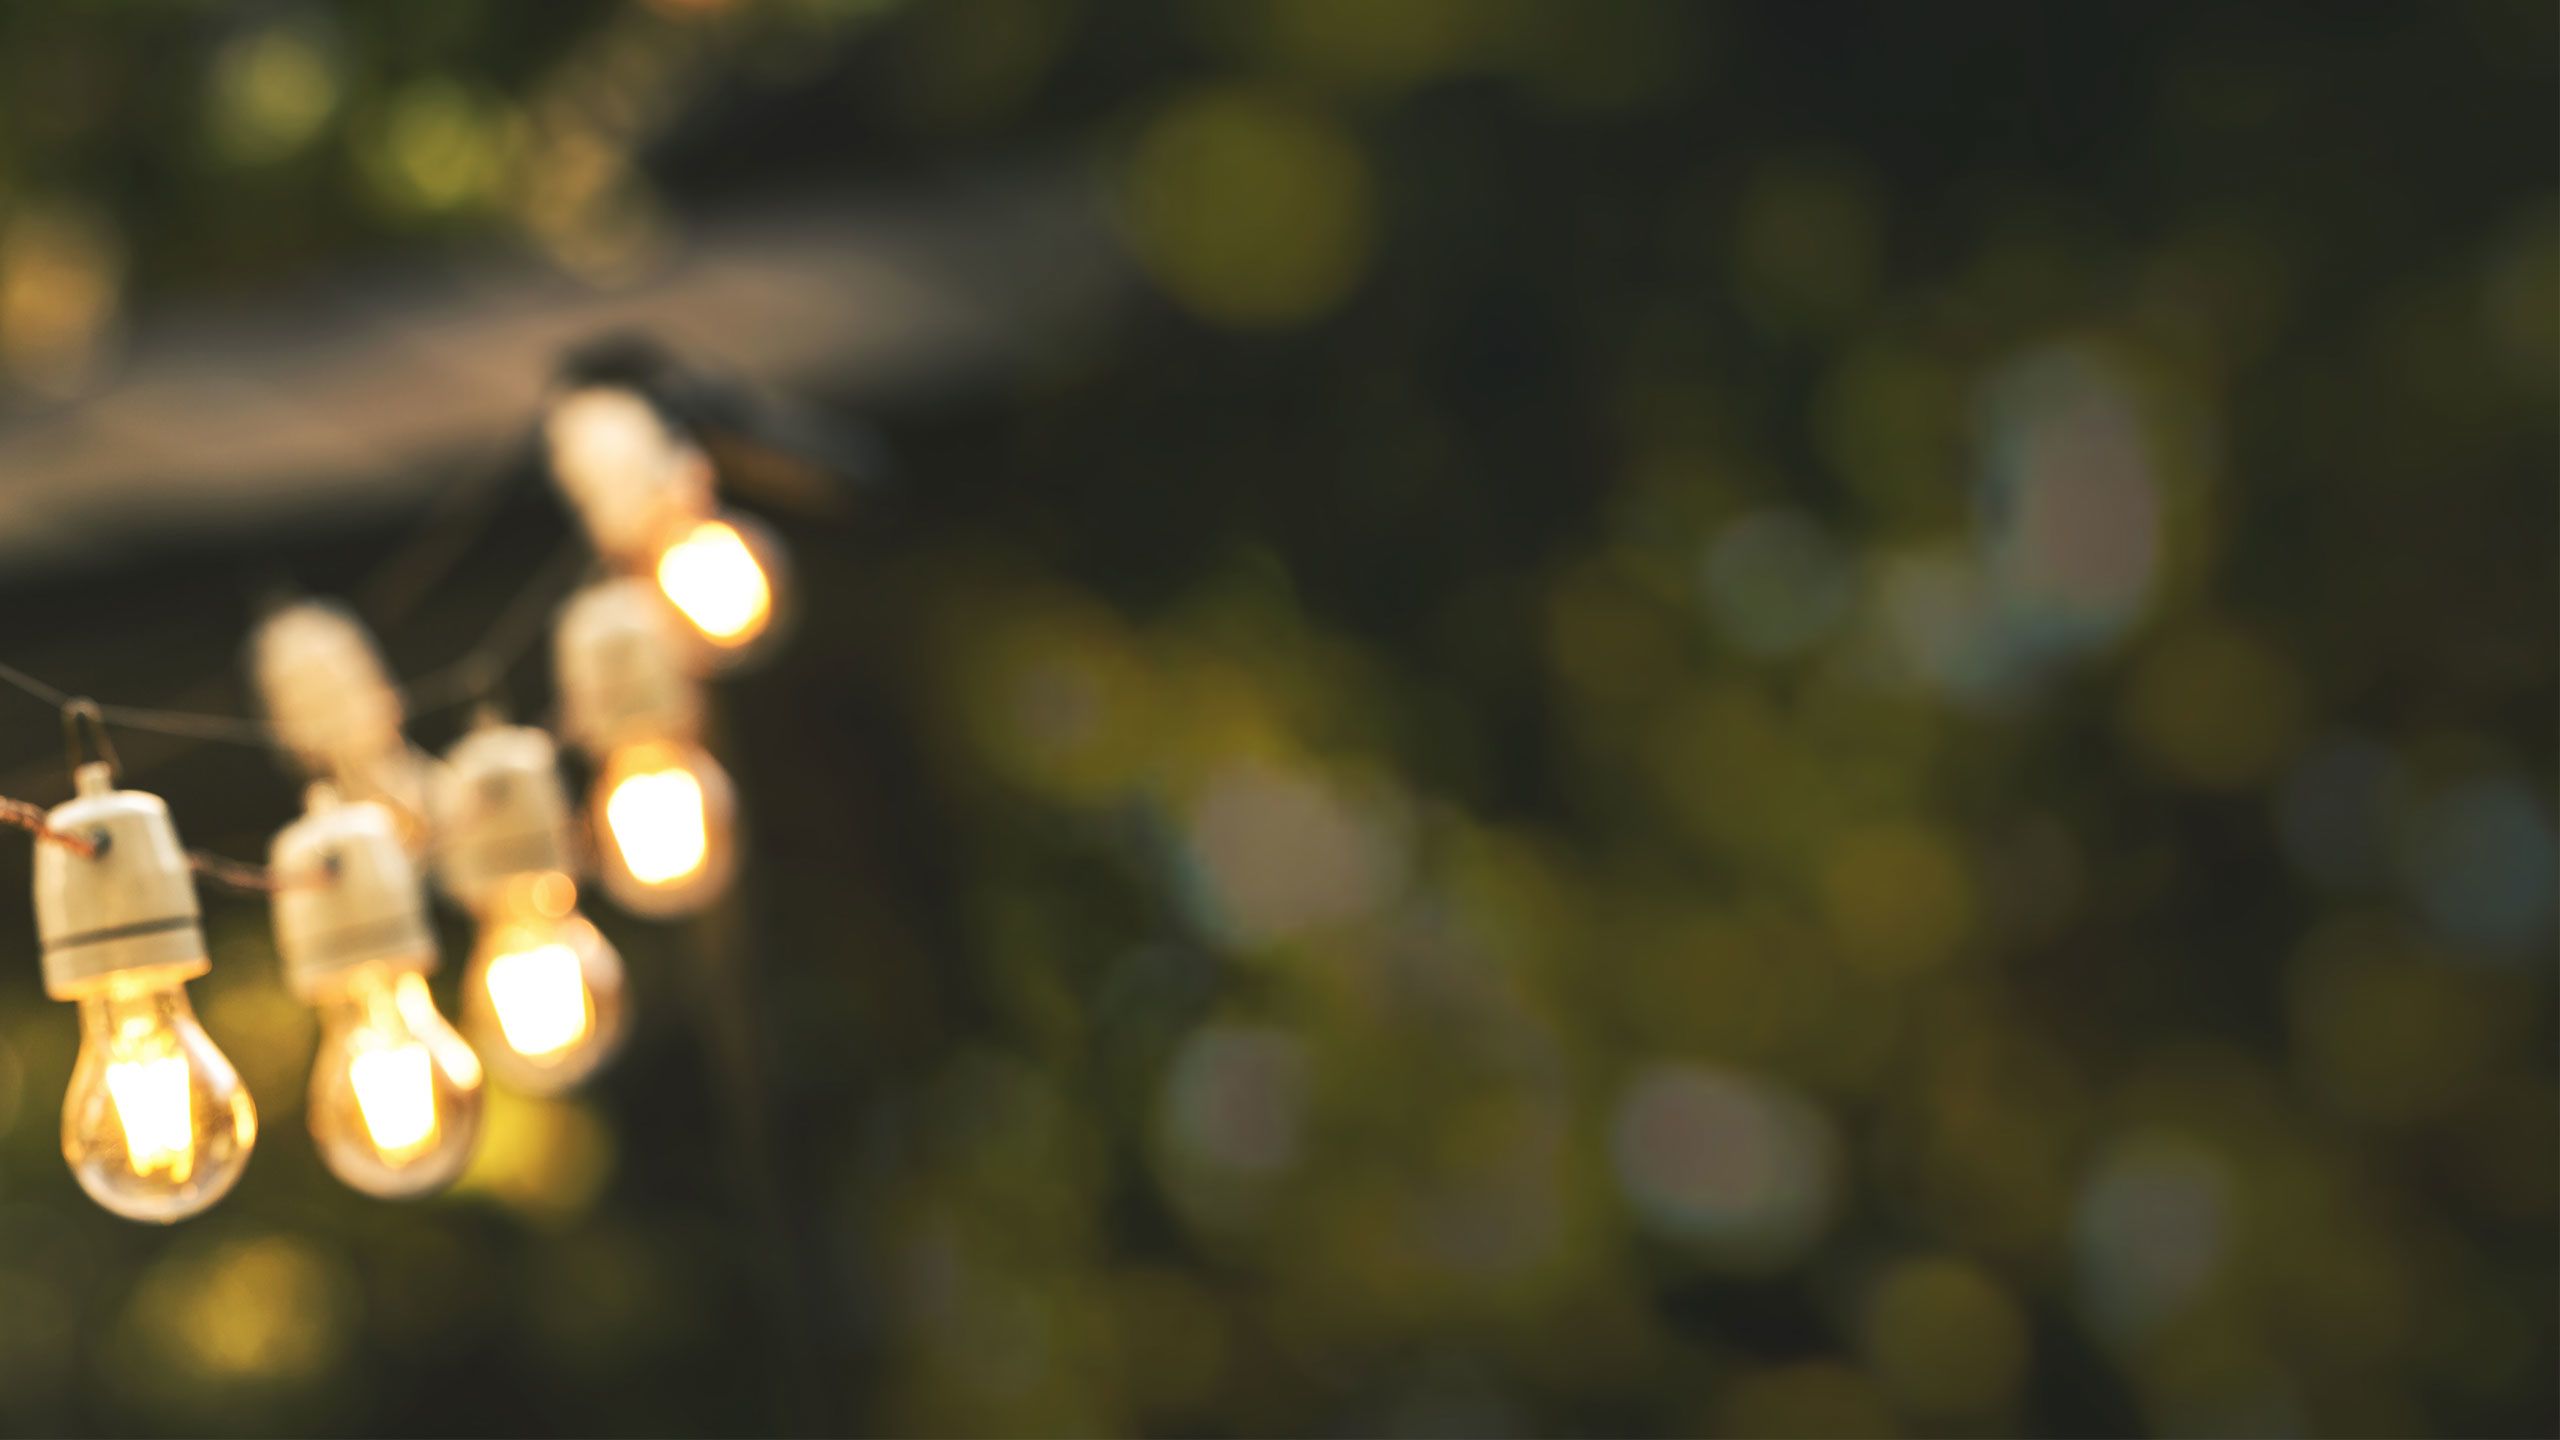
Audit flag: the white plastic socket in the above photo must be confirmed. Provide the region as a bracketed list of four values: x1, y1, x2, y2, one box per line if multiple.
[555, 578, 701, 756]
[251, 600, 407, 774]
[33, 765, 209, 1000]
[250, 601, 439, 851]
[269, 791, 436, 999]
[431, 722, 578, 912]
[545, 386, 715, 565]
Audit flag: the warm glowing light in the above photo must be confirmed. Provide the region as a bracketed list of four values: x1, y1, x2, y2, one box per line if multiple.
[348, 1043, 437, 1156]
[463, 901, 625, 1094]
[65, 980, 257, 1222]
[588, 742, 735, 919]
[105, 1051, 196, 1178]
[306, 969, 481, 1198]
[528, 870, 578, 918]
[656, 518, 772, 647]
[485, 943, 593, 1058]
[605, 764, 710, 885]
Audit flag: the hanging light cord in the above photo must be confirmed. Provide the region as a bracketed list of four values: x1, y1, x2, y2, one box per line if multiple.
[398, 537, 593, 713]
[0, 517, 590, 896]
[0, 796, 97, 857]
[0, 531, 590, 764]
[0, 791, 297, 891]
[0, 658, 275, 748]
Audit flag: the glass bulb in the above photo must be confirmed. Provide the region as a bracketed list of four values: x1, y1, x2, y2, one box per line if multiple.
[593, 738, 737, 917]
[62, 970, 257, 1223]
[307, 965, 484, 1197]
[653, 514, 785, 663]
[462, 873, 628, 1094]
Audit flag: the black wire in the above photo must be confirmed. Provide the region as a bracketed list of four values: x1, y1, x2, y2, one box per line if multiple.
[0, 657, 277, 748]
[0, 658, 68, 708]
[356, 434, 541, 626]
[0, 536, 593, 791]
[400, 539, 593, 714]
[0, 335, 853, 784]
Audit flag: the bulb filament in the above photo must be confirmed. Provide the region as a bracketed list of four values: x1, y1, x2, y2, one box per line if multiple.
[104, 1044, 196, 1180]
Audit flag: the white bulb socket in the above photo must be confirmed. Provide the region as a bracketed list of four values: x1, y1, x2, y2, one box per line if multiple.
[250, 599, 440, 855]
[545, 386, 716, 565]
[555, 577, 701, 756]
[269, 791, 436, 1000]
[432, 722, 578, 912]
[33, 765, 209, 1001]
[251, 599, 408, 776]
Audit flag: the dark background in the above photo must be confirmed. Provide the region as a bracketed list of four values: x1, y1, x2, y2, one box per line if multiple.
[0, 1, 2549, 1436]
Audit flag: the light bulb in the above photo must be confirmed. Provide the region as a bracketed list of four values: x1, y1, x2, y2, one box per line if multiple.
[556, 576, 746, 918]
[38, 765, 257, 1223]
[272, 790, 485, 1199]
[62, 969, 257, 1224]
[460, 872, 627, 1094]
[653, 513, 786, 662]
[592, 738, 736, 917]
[306, 965, 483, 1197]
[434, 724, 630, 1095]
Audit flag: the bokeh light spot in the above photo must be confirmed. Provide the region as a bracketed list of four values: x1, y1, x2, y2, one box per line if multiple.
[1608, 1062, 1839, 1269]
[204, 25, 341, 167]
[1155, 1024, 1310, 1235]
[2073, 1131, 2230, 1342]
[1821, 821, 1974, 973]
[1814, 340, 1965, 529]
[1871, 543, 2022, 704]
[1123, 86, 1374, 328]
[0, 201, 125, 397]
[954, 588, 1152, 801]
[2289, 921, 2517, 1125]
[454, 1086, 616, 1224]
[1179, 756, 1408, 946]
[1698, 508, 1856, 657]
[1858, 1255, 2030, 1419]
[117, 1234, 355, 1401]
[2394, 774, 2557, 958]
[2121, 620, 2304, 790]
[1975, 345, 2166, 653]
[357, 78, 515, 216]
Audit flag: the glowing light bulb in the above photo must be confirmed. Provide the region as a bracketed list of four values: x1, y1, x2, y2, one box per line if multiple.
[461, 873, 627, 1095]
[655, 516, 778, 652]
[593, 739, 736, 917]
[63, 971, 257, 1223]
[272, 790, 484, 1199]
[306, 966, 483, 1196]
[435, 725, 630, 1095]
[38, 767, 256, 1223]
[556, 576, 747, 918]
[609, 766, 707, 884]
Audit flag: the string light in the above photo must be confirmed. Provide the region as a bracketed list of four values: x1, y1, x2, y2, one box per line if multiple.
[269, 789, 484, 1197]
[35, 762, 258, 1223]
[555, 577, 738, 918]
[546, 384, 792, 667]
[433, 720, 628, 1092]
[0, 341, 809, 1221]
